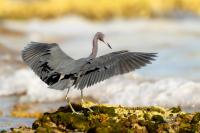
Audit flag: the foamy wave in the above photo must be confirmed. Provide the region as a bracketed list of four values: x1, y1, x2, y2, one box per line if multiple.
[0, 69, 200, 108]
[0, 69, 64, 102]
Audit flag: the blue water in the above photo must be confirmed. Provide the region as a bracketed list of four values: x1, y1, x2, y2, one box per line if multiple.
[0, 117, 35, 130]
[1, 18, 200, 80]
[0, 17, 200, 130]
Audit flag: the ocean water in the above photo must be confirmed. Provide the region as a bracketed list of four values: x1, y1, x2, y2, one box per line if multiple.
[0, 117, 34, 130]
[0, 16, 200, 111]
[1, 69, 200, 112]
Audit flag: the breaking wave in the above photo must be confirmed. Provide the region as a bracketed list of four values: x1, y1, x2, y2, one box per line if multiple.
[1, 69, 200, 109]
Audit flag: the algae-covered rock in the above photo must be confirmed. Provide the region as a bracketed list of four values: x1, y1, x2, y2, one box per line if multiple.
[191, 112, 200, 124]
[169, 106, 181, 113]
[0, 110, 3, 116]
[0, 130, 7, 133]
[10, 126, 34, 133]
[11, 103, 42, 118]
[9, 103, 200, 133]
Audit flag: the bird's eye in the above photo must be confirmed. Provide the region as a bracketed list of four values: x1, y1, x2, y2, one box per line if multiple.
[99, 37, 104, 41]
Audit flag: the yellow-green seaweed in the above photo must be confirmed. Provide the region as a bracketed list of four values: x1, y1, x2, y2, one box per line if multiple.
[0, 0, 200, 20]
[6, 103, 200, 133]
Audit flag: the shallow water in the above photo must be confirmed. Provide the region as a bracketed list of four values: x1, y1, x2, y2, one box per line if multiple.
[0, 17, 200, 129]
[1, 17, 200, 80]
[0, 117, 34, 131]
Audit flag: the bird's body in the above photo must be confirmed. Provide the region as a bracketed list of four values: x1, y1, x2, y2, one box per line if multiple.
[22, 32, 157, 113]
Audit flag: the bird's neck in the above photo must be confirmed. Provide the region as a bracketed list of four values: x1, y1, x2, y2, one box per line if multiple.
[89, 37, 98, 59]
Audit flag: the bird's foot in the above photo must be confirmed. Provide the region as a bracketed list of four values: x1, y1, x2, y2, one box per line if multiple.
[72, 111, 83, 115]
[81, 100, 94, 112]
[87, 107, 94, 112]
[66, 98, 84, 115]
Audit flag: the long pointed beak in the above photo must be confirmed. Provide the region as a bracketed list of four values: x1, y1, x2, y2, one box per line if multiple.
[103, 40, 112, 49]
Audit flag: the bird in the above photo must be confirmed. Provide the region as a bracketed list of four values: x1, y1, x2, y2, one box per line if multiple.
[22, 32, 157, 113]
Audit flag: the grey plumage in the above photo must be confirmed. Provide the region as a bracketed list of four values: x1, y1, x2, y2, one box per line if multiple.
[75, 51, 156, 89]
[22, 32, 157, 91]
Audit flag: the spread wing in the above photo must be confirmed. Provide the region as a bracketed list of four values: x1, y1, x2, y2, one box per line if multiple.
[22, 42, 74, 85]
[74, 51, 157, 89]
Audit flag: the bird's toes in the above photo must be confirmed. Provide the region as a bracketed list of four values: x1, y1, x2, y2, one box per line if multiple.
[87, 107, 94, 112]
[72, 111, 84, 115]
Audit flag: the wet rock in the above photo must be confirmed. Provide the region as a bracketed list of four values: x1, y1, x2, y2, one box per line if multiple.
[11, 103, 42, 118]
[8, 103, 200, 132]
[191, 112, 200, 124]
[0, 130, 7, 133]
[10, 126, 34, 133]
[0, 110, 3, 116]
[169, 106, 181, 113]
[151, 115, 165, 124]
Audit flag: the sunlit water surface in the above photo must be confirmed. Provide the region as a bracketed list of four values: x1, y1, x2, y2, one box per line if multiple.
[0, 17, 200, 130]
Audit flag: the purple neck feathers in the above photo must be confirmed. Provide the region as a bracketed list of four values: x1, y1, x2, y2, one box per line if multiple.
[89, 36, 98, 59]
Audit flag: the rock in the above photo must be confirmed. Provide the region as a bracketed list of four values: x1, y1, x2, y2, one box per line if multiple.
[191, 112, 200, 124]
[151, 115, 165, 124]
[7, 103, 200, 132]
[0, 110, 3, 116]
[169, 106, 181, 113]
[10, 126, 34, 133]
[11, 103, 42, 118]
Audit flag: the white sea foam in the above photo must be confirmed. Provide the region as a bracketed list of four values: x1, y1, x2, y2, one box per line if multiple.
[0, 69, 200, 108]
[0, 69, 64, 102]
[1, 17, 200, 108]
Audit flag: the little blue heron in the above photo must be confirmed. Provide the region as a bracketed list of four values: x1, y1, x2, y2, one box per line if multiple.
[22, 32, 157, 113]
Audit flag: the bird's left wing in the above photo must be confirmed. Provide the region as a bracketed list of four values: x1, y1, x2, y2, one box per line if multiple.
[74, 51, 157, 89]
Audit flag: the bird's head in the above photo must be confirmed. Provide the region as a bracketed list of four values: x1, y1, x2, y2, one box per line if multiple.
[96, 32, 112, 49]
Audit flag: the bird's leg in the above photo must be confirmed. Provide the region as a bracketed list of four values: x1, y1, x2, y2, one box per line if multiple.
[81, 89, 93, 112]
[65, 88, 79, 114]
[81, 89, 84, 103]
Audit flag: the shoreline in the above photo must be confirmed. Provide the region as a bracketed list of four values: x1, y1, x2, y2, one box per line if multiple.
[1, 103, 200, 132]
[0, 0, 200, 20]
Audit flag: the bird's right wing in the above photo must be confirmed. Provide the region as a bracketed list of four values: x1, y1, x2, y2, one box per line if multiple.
[22, 42, 74, 85]
[74, 51, 157, 89]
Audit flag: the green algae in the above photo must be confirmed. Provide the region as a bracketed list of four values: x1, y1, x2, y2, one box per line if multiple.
[191, 112, 200, 124]
[9, 127, 34, 133]
[7, 103, 200, 133]
[151, 115, 165, 124]
[0, 130, 7, 133]
[169, 106, 181, 113]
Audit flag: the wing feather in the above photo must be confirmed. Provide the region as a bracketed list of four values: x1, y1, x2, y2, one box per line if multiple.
[75, 51, 157, 89]
[22, 42, 74, 85]
[87, 73, 93, 87]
